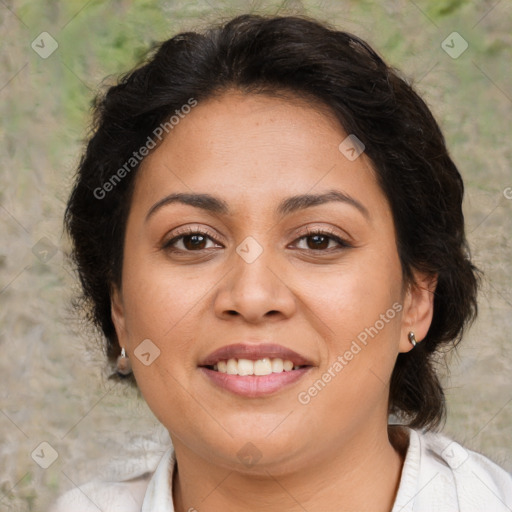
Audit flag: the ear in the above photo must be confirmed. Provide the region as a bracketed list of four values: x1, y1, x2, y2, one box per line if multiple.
[111, 284, 129, 350]
[399, 271, 437, 353]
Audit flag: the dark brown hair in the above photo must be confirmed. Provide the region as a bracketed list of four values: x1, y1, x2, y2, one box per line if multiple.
[64, 14, 480, 430]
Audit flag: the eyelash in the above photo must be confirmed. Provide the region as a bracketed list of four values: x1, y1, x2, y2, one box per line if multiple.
[162, 226, 352, 254]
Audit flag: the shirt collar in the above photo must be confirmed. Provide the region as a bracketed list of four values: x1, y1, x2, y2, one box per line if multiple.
[141, 445, 176, 512]
[391, 427, 421, 512]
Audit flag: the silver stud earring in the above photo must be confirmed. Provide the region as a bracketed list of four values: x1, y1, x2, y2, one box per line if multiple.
[408, 331, 417, 347]
[116, 346, 132, 375]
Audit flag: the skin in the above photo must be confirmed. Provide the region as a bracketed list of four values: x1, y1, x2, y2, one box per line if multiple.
[111, 90, 436, 512]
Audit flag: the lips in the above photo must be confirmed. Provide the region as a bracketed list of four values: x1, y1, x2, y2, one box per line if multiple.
[198, 343, 313, 367]
[198, 343, 314, 397]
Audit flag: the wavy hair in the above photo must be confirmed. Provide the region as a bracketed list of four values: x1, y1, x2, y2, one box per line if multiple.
[64, 14, 480, 430]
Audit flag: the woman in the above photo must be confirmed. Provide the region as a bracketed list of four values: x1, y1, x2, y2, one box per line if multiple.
[52, 13, 512, 512]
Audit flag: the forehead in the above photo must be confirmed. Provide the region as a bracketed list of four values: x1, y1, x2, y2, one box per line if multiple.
[143, 91, 344, 167]
[130, 91, 386, 219]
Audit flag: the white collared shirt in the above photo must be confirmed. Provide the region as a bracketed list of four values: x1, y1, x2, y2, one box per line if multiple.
[51, 427, 512, 511]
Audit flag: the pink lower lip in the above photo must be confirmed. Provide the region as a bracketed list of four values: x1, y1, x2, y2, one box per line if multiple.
[199, 367, 312, 397]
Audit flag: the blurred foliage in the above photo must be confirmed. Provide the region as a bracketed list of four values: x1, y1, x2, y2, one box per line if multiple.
[426, 0, 469, 18]
[9, 0, 510, 140]
[18, 0, 174, 128]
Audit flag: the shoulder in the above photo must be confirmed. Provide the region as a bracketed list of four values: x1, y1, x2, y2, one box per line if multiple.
[49, 473, 152, 512]
[416, 429, 512, 509]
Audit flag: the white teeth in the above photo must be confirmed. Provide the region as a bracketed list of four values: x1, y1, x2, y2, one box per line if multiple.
[226, 358, 238, 375]
[283, 359, 294, 371]
[237, 358, 254, 376]
[271, 358, 283, 373]
[213, 357, 301, 376]
[254, 358, 272, 376]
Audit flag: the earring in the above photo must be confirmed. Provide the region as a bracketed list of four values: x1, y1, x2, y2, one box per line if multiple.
[408, 331, 418, 347]
[116, 346, 132, 375]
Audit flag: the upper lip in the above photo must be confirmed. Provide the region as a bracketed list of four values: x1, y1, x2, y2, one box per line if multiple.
[199, 343, 313, 367]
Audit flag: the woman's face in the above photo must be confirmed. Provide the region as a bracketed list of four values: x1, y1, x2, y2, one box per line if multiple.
[111, 91, 433, 472]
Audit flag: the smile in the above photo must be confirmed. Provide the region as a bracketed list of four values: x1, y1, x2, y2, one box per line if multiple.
[199, 360, 312, 398]
[204, 357, 307, 376]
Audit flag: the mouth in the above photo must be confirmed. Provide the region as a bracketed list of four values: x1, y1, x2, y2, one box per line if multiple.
[201, 357, 309, 376]
[198, 343, 314, 397]
[198, 342, 313, 373]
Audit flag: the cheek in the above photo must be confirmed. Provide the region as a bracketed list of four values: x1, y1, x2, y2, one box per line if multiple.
[120, 259, 200, 426]
[299, 245, 403, 406]
[120, 249, 192, 341]
[118, 251, 199, 403]
[309, 246, 402, 336]
[300, 308, 402, 433]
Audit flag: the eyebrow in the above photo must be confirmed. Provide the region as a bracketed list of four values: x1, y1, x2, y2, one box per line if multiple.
[145, 189, 370, 223]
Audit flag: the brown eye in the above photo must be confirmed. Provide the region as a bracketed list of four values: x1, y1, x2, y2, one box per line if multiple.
[305, 234, 331, 250]
[294, 229, 351, 251]
[181, 234, 208, 251]
[163, 228, 222, 253]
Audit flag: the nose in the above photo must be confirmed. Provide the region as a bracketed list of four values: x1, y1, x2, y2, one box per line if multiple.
[213, 240, 297, 324]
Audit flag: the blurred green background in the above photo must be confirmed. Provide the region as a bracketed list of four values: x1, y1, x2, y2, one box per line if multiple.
[1, 0, 511, 510]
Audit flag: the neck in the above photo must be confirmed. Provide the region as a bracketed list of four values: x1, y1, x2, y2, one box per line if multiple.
[171, 424, 408, 512]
